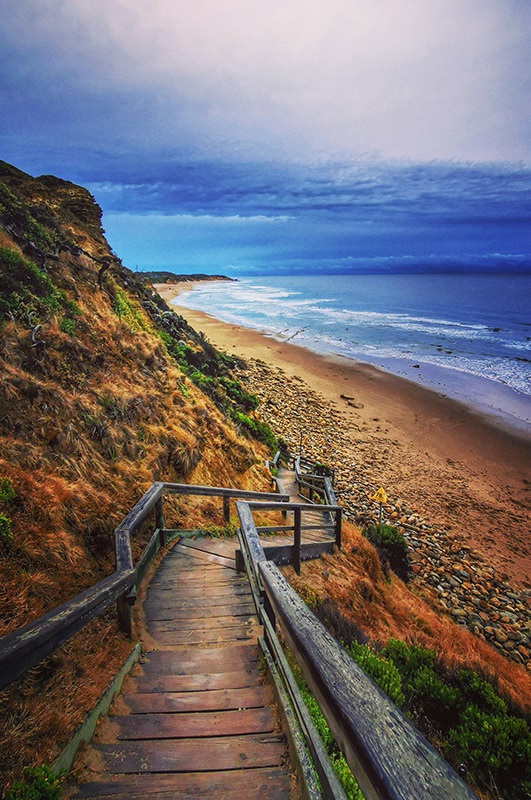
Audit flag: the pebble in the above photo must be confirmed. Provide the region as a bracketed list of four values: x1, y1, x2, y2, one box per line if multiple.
[241, 358, 531, 670]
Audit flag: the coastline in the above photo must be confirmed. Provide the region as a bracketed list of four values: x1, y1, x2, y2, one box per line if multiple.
[155, 282, 531, 590]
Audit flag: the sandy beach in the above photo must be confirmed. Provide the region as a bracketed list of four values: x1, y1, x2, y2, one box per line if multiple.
[156, 282, 531, 591]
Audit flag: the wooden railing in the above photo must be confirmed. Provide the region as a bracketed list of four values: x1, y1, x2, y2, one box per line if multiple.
[236, 499, 478, 800]
[237, 500, 341, 575]
[0, 482, 287, 692]
[294, 456, 338, 507]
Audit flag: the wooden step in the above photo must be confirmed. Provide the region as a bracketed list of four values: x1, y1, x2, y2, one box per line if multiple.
[73, 767, 291, 798]
[108, 707, 276, 740]
[69, 537, 291, 798]
[95, 734, 287, 773]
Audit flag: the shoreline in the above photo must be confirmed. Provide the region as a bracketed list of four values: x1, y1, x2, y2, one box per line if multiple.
[155, 282, 531, 590]
[168, 278, 531, 437]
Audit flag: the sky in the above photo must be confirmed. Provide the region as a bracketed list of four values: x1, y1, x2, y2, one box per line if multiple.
[0, 0, 530, 276]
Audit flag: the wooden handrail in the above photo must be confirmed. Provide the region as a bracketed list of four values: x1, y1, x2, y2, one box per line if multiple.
[236, 500, 477, 800]
[243, 495, 343, 575]
[0, 570, 135, 692]
[0, 482, 290, 691]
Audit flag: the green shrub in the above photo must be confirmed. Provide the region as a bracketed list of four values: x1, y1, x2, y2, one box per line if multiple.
[0, 247, 57, 323]
[0, 514, 12, 544]
[347, 641, 405, 707]
[445, 705, 531, 798]
[233, 412, 277, 452]
[59, 316, 75, 335]
[188, 369, 214, 393]
[4, 765, 63, 800]
[407, 667, 462, 731]
[293, 663, 363, 799]
[362, 524, 410, 582]
[202, 522, 239, 538]
[0, 477, 16, 504]
[0, 182, 59, 252]
[381, 638, 436, 677]
[219, 377, 258, 411]
[459, 669, 507, 716]
[112, 288, 150, 332]
[380, 639, 531, 799]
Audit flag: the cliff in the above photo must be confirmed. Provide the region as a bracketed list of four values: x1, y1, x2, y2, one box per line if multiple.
[0, 160, 272, 784]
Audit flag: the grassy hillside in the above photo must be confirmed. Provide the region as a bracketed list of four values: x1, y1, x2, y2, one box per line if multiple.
[0, 160, 273, 788]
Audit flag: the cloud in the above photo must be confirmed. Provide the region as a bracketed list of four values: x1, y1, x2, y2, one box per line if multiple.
[1, 1, 529, 274]
[89, 158, 531, 222]
[1, 0, 530, 164]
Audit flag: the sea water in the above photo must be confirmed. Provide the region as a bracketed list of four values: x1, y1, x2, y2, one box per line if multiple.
[173, 273, 531, 433]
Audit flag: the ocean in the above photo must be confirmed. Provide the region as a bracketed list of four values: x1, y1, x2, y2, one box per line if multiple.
[172, 273, 531, 433]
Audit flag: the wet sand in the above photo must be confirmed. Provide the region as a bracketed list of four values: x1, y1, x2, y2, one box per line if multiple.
[156, 282, 531, 590]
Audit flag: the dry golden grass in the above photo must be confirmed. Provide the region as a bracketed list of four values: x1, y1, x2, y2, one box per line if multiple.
[0, 241, 271, 790]
[0, 613, 132, 790]
[285, 522, 531, 712]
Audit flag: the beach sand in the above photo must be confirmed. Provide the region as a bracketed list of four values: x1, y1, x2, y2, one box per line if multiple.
[156, 282, 531, 591]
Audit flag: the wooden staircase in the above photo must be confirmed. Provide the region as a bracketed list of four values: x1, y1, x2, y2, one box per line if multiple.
[70, 537, 292, 799]
[277, 466, 336, 544]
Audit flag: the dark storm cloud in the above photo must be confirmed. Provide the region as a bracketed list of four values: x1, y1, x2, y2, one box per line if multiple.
[0, 1, 530, 273]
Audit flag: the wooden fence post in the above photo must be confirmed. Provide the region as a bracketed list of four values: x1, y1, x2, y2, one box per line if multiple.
[293, 506, 302, 575]
[116, 594, 133, 637]
[335, 507, 342, 550]
[223, 494, 231, 525]
[155, 497, 165, 532]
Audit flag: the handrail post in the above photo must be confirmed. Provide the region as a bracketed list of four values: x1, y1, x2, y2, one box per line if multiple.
[155, 497, 165, 543]
[294, 506, 302, 575]
[116, 594, 133, 637]
[335, 507, 342, 549]
[223, 494, 231, 524]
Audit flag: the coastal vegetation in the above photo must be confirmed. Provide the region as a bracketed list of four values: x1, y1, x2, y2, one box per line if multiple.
[0, 160, 274, 790]
[285, 521, 531, 800]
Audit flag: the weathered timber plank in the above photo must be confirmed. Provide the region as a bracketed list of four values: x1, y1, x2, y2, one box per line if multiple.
[235, 502, 267, 575]
[73, 767, 291, 798]
[144, 603, 256, 621]
[165, 546, 237, 570]
[147, 615, 258, 632]
[149, 573, 245, 586]
[96, 734, 286, 773]
[176, 541, 236, 568]
[147, 626, 261, 646]
[123, 685, 272, 714]
[143, 594, 253, 609]
[146, 584, 251, 599]
[141, 644, 259, 674]
[160, 483, 288, 503]
[131, 669, 261, 693]
[113, 707, 276, 740]
[115, 482, 164, 547]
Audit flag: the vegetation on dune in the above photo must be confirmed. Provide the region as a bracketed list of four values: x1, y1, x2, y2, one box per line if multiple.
[0, 160, 276, 791]
[285, 523, 531, 800]
[3, 765, 63, 800]
[362, 523, 411, 582]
